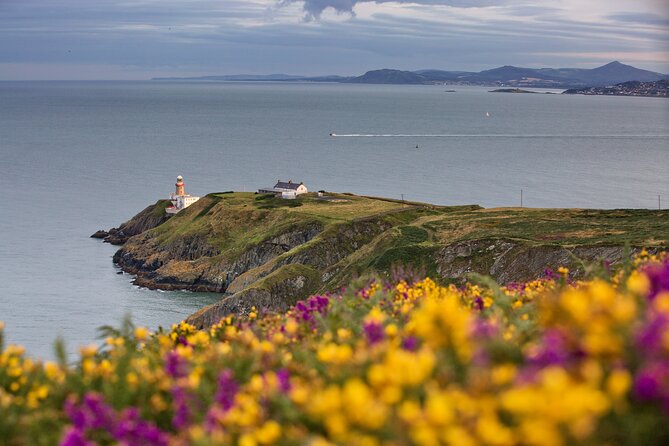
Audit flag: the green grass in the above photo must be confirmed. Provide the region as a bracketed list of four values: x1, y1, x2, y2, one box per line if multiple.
[254, 195, 304, 209]
[371, 245, 440, 278]
[397, 226, 429, 245]
[150, 200, 171, 217]
[425, 208, 669, 247]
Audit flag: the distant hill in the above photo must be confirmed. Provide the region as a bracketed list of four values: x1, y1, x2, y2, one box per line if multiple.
[345, 69, 426, 84]
[574, 61, 667, 85]
[153, 61, 668, 87]
[405, 61, 668, 87]
[563, 79, 669, 97]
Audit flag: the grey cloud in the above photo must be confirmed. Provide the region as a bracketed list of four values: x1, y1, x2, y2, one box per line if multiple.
[279, 0, 500, 20]
[608, 12, 669, 27]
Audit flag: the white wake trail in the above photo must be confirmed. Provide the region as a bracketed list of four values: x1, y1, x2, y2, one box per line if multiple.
[330, 134, 669, 138]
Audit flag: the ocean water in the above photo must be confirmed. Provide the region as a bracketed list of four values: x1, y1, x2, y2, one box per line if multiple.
[1, 81, 668, 359]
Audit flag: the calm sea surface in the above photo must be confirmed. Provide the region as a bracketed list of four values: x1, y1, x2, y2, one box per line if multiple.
[1, 81, 668, 358]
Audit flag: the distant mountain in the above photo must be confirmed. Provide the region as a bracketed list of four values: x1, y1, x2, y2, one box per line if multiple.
[563, 79, 669, 97]
[569, 61, 667, 85]
[341, 62, 667, 87]
[153, 62, 668, 87]
[346, 69, 426, 84]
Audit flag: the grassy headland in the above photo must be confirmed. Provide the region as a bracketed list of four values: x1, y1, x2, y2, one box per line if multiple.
[109, 191, 668, 326]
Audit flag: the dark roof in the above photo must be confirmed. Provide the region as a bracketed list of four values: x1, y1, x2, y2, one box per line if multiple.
[274, 180, 303, 190]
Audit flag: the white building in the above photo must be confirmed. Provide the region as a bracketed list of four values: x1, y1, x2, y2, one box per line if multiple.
[166, 175, 200, 214]
[258, 180, 308, 198]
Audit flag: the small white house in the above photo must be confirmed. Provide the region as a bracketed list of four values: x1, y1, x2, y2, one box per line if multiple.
[166, 175, 200, 214]
[258, 180, 308, 198]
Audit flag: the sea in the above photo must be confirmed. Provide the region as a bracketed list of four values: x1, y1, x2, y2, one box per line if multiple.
[1, 81, 668, 359]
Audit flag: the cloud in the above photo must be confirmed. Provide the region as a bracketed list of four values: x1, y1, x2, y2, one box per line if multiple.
[278, 0, 500, 20]
[608, 12, 669, 27]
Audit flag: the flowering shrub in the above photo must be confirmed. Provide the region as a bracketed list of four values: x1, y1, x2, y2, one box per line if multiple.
[1, 251, 669, 445]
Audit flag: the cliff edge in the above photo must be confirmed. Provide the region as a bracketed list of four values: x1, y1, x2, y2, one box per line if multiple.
[99, 192, 669, 327]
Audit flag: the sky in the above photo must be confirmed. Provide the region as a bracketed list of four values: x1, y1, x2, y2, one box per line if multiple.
[0, 0, 668, 80]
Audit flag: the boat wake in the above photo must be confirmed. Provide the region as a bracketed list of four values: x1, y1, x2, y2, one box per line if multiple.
[329, 133, 669, 138]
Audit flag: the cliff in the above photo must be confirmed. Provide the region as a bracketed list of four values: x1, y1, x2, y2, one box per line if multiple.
[91, 200, 172, 245]
[102, 192, 669, 327]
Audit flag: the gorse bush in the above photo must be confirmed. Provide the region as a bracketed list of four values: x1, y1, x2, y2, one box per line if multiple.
[1, 252, 669, 445]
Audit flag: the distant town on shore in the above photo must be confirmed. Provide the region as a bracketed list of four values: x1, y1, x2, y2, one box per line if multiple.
[154, 61, 669, 94]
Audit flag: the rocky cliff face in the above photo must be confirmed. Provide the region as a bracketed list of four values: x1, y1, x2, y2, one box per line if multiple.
[434, 239, 633, 283]
[91, 200, 171, 245]
[113, 223, 325, 292]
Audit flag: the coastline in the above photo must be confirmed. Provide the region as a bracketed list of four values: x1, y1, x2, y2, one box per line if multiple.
[95, 191, 668, 326]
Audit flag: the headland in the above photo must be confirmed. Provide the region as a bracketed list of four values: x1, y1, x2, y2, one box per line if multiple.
[95, 191, 669, 328]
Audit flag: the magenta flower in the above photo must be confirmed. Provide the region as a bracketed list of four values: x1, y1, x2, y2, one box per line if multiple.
[60, 428, 96, 446]
[164, 351, 187, 378]
[635, 314, 668, 353]
[215, 369, 239, 411]
[294, 295, 330, 323]
[530, 329, 572, 366]
[645, 260, 669, 300]
[363, 321, 384, 345]
[170, 386, 191, 429]
[61, 393, 169, 446]
[277, 368, 292, 393]
[402, 336, 419, 351]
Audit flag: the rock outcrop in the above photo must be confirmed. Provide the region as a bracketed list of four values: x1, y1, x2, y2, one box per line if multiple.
[434, 239, 634, 283]
[92, 200, 171, 245]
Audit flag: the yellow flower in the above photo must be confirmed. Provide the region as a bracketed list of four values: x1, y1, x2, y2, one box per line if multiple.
[317, 343, 352, 364]
[627, 271, 650, 295]
[79, 344, 97, 358]
[607, 369, 631, 399]
[255, 420, 281, 444]
[134, 326, 150, 341]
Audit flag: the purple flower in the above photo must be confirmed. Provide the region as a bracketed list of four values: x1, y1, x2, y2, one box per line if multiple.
[164, 351, 187, 378]
[60, 428, 96, 446]
[62, 394, 169, 446]
[645, 260, 669, 300]
[114, 407, 169, 446]
[170, 386, 191, 429]
[531, 330, 570, 366]
[82, 393, 115, 430]
[473, 319, 498, 339]
[277, 368, 292, 393]
[636, 314, 668, 353]
[473, 296, 484, 311]
[543, 269, 558, 280]
[634, 370, 661, 401]
[215, 369, 238, 411]
[402, 336, 419, 351]
[363, 321, 385, 345]
[293, 295, 330, 323]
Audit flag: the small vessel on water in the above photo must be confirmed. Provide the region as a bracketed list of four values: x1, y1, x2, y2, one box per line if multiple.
[329, 132, 336, 136]
[486, 111, 491, 117]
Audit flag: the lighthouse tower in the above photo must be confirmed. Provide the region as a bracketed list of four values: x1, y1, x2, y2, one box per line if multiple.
[166, 175, 200, 214]
[175, 175, 186, 196]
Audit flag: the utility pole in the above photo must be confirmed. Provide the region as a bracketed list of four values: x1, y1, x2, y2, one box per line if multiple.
[660, 195, 662, 210]
[520, 189, 523, 208]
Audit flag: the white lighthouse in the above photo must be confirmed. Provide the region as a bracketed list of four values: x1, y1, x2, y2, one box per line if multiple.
[166, 175, 200, 214]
